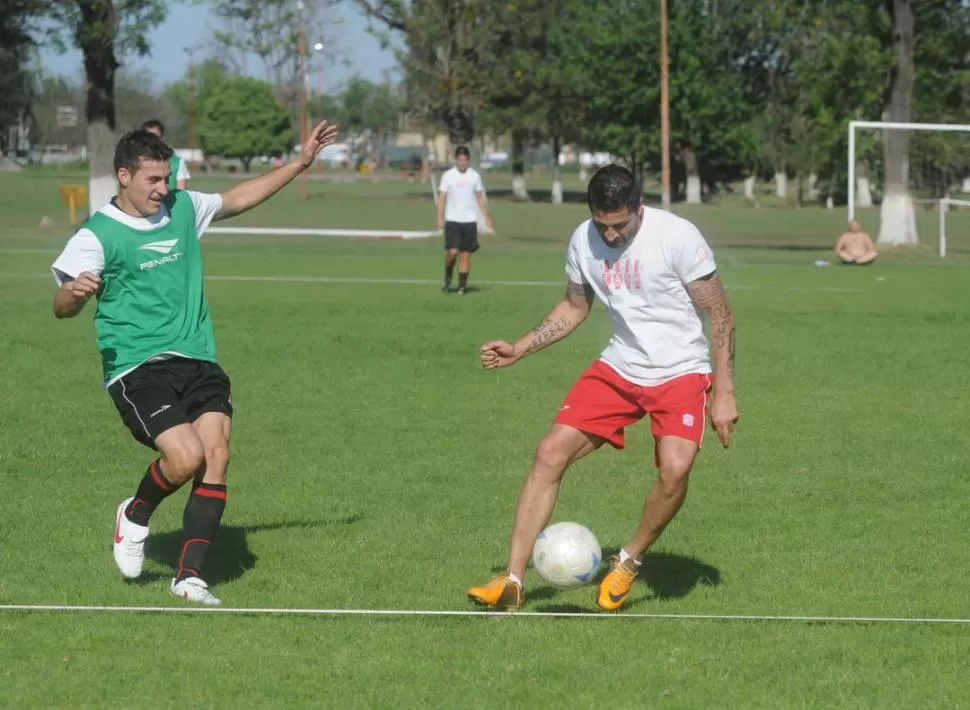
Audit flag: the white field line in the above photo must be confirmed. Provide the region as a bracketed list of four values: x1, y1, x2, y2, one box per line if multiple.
[1, 604, 969, 625]
[0, 271, 867, 293]
[205, 227, 439, 239]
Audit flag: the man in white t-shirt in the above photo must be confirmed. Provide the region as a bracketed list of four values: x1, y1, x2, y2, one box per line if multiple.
[142, 119, 191, 190]
[436, 146, 492, 295]
[467, 164, 739, 611]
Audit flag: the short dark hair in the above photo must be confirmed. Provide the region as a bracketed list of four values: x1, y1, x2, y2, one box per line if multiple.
[140, 118, 165, 135]
[587, 164, 641, 214]
[454, 146, 470, 159]
[114, 129, 173, 175]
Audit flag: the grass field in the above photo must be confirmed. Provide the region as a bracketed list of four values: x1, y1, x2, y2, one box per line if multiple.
[2, 168, 970, 708]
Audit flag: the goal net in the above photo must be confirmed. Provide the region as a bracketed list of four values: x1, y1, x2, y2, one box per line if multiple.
[848, 121, 970, 256]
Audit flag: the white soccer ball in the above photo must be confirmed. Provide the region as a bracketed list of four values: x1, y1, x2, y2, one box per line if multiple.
[531, 521, 602, 589]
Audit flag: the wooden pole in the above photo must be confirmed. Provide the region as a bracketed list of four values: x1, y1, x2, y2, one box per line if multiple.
[298, 4, 308, 200]
[186, 47, 198, 172]
[660, 0, 671, 210]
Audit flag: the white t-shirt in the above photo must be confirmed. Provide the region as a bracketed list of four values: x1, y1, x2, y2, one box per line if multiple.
[565, 207, 718, 386]
[439, 167, 484, 223]
[50, 191, 223, 285]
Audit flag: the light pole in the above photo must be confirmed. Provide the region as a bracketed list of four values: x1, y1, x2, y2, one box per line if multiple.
[184, 44, 204, 172]
[297, 0, 308, 199]
[660, 0, 671, 210]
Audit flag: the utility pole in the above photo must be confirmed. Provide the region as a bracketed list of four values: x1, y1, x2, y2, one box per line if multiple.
[297, 0, 308, 200]
[660, 0, 671, 210]
[184, 44, 204, 172]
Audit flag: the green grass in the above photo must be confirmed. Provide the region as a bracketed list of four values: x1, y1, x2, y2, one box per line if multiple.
[2, 170, 970, 708]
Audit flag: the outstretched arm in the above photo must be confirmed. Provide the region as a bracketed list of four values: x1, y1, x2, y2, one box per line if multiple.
[480, 281, 594, 369]
[215, 121, 339, 221]
[686, 272, 739, 446]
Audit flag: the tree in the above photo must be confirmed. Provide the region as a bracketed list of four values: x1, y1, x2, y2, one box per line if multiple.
[342, 78, 400, 141]
[165, 58, 233, 146]
[551, 0, 756, 201]
[198, 76, 293, 172]
[338, 77, 400, 162]
[0, 1, 44, 161]
[31, 74, 87, 147]
[355, 0, 503, 148]
[47, 0, 168, 213]
[479, 0, 584, 202]
[878, 0, 917, 245]
[307, 92, 345, 129]
[206, 0, 339, 121]
[786, 2, 890, 206]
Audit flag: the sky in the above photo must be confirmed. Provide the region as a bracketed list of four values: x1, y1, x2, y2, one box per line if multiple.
[38, 2, 400, 94]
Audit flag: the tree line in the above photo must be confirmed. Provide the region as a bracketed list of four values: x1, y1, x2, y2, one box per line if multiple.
[356, 0, 969, 225]
[1, 0, 968, 235]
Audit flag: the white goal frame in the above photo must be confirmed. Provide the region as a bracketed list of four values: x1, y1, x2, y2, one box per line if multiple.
[939, 197, 970, 258]
[847, 120, 970, 222]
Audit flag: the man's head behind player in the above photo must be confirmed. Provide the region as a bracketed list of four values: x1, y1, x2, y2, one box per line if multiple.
[455, 145, 471, 172]
[114, 129, 174, 217]
[588, 164, 643, 248]
[140, 118, 166, 138]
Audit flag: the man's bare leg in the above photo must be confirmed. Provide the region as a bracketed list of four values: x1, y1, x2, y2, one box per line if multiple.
[621, 435, 699, 561]
[457, 250, 471, 293]
[596, 436, 699, 611]
[506, 424, 603, 581]
[444, 248, 458, 291]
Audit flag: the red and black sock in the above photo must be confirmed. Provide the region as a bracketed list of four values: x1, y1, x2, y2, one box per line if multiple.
[126, 459, 179, 526]
[176, 482, 227, 582]
[458, 272, 469, 290]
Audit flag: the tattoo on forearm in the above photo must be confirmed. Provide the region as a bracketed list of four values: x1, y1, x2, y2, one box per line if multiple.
[686, 273, 736, 379]
[524, 317, 571, 354]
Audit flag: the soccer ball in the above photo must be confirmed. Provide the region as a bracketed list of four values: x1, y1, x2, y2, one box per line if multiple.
[531, 522, 602, 589]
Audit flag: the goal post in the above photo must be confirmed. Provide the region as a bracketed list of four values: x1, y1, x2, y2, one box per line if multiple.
[939, 197, 970, 259]
[848, 120, 970, 253]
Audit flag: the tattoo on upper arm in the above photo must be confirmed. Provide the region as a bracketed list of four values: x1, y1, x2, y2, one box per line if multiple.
[565, 280, 594, 307]
[686, 272, 735, 378]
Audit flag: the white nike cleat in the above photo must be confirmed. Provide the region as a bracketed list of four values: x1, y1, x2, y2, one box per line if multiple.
[112, 497, 149, 579]
[170, 577, 222, 606]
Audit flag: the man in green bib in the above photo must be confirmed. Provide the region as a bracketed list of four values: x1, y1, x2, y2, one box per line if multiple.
[51, 121, 338, 604]
[141, 119, 190, 190]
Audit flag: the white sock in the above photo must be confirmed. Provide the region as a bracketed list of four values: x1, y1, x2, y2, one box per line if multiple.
[508, 573, 523, 588]
[618, 549, 641, 567]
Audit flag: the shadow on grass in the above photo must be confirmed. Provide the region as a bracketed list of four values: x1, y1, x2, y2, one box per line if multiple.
[134, 514, 363, 585]
[524, 549, 721, 614]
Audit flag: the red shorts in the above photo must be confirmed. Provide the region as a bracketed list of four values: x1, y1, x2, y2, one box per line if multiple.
[554, 361, 712, 452]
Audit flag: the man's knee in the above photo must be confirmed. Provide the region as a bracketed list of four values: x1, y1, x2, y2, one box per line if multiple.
[656, 447, 697, 493]
[160, 434, 206, 483]
[532, 436, 574, 479]
[204, 442, 231, 479]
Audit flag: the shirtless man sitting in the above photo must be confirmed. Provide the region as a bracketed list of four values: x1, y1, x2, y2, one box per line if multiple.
[835, 219, 878, 265]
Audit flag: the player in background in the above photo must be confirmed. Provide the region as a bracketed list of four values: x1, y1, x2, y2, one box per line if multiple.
[141, 119, 191, 190]
[436, 146, 493, 295]
[467, 164, 739, 611]
[51, 121, 339, 604]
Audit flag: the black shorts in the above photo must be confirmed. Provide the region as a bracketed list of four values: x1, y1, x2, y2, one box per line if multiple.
[444, 221, 479, 252]
[107, 358, 233, 450]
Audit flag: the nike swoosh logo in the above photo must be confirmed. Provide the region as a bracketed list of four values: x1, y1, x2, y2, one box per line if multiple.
[609, 590, 627, 603]
[114, 509, 124, 544]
